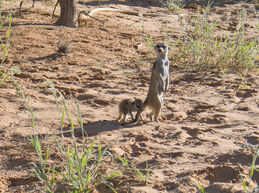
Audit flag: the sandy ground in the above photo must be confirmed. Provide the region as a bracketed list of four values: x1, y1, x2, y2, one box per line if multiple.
[0, 0, 258, 192]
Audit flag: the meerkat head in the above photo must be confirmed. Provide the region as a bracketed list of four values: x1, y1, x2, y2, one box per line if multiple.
[154, 43, 169, 56]
[133, 98, 143, 109]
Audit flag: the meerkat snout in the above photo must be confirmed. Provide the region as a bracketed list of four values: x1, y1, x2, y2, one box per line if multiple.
[154, 43, 168, 55]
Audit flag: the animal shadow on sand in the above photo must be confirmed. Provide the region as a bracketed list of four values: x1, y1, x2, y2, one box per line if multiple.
[28, 53, 61, 62]
[61, 120, 138, 138]
[10, 120, 139, 141]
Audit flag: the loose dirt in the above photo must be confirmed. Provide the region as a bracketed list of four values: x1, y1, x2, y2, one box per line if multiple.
[0, 0, 258, 192]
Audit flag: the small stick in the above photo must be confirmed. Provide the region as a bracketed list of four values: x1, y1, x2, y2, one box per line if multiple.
[19, 1, 23, 15]
[51, 0, 60, 22]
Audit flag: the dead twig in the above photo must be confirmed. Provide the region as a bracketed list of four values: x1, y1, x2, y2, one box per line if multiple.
[51, 0, 60, 22]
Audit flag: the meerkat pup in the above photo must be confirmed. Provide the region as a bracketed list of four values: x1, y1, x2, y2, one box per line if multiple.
[134, 43, 170, 123]
[117, 98, 143, 122]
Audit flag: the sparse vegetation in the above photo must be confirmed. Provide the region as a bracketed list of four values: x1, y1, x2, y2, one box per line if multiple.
[0, 11, 152, 191]
[57, 30, 72, 55]
[164, 0, 185, 13]
[0, 12, 11, 66]
[192, 180, 204, 193]
[192, 143, 259, 193]
[239, 143, 259, 193]
[116, 155, 153, 185]
[169, 3, 258, 76]
[0, 1, 258, 192]
[141, 24, 154, 49]
[19, 80, 153, 192]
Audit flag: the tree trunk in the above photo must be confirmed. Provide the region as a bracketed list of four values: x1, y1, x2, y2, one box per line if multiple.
[55, 0, 78, 27]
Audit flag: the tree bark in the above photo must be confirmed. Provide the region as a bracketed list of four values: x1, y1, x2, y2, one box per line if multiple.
[55, 0, 78, 27]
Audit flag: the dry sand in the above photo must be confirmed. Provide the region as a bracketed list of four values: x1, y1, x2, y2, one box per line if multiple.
[0, 0, 258, 192]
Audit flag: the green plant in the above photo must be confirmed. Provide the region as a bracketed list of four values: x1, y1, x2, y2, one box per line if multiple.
[0, 12, 12, 85]
[34, 81, 123, 192]
[164, 0, 185, 13]
[144, 33, 153, 48]
[192, 180, 205, 193]
[31, 135, 54, 193]
[45, 0, 56, 7]
[0, 13, 11, 66]
[56, 140, 121, 192]
[11, 79, 153, 192]
[117, 155, 153, 185]
[141, 24, 154, 49]
[169, 3, 258, 77]
[10, 75, 56, 193]
[239, 143, 259, 193]
[238, 74, 251, 89]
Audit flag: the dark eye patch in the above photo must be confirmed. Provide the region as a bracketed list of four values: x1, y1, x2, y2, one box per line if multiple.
[156, 44, 165, 49]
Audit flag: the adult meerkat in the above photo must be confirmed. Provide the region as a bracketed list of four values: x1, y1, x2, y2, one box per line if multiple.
[134, 43, 170, 122]
[117, 98, 143, 122]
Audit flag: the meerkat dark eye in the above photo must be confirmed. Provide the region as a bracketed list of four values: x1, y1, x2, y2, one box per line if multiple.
[158, 44, 165, 49]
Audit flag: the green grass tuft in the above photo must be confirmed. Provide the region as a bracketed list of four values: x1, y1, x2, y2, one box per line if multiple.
[168, 3, 258, 77]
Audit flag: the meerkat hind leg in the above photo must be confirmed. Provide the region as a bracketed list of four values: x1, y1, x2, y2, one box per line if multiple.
[149, 110, 154, 121]
[134, 111, 144, 122]
[116, 112, 123, 122]
[154, 107, 161, 122]
[122, 112, 128, 122]
[133, 110, 142, 122]
[129, 111, 134, 121]
[140, 114, 144, 121]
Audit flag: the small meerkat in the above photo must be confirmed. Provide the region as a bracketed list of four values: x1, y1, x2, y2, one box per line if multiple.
[134, 43, 170, 123]
[117, 98, 143, 122]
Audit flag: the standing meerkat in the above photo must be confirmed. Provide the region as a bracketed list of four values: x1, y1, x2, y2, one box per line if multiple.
[134, 43, 170, 122]
[117, 98, 144, 122]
